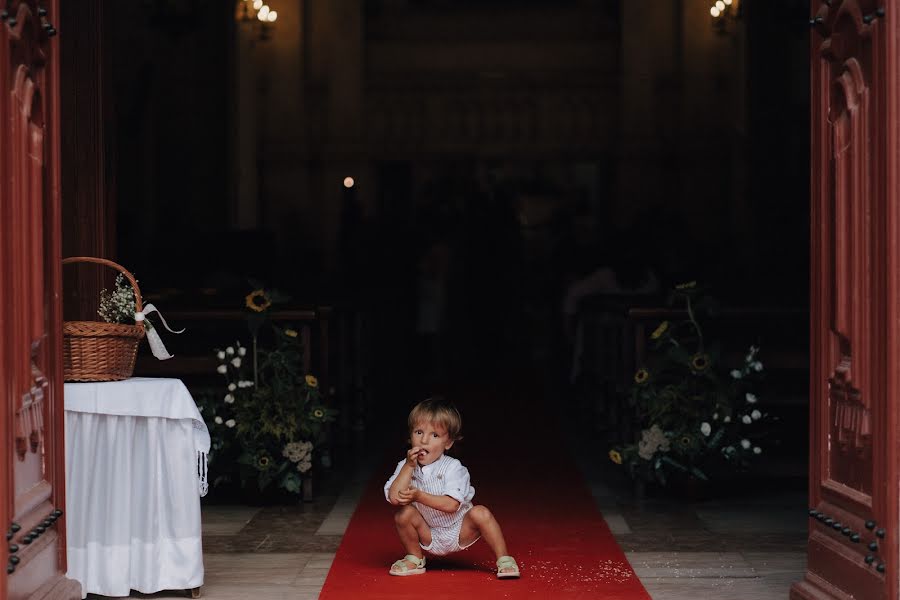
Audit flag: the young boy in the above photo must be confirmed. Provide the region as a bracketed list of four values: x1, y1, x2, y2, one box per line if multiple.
[384, 397, 520, 579]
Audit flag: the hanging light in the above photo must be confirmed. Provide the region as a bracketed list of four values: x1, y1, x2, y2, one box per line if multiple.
[235, 0, 278, 40]
[709, 0, 742, 33]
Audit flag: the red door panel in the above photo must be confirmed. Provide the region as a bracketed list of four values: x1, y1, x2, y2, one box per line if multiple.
[792, 1, 900, 599]
[2, 3, 80, 599]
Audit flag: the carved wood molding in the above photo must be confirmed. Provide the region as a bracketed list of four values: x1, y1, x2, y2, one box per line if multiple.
[8, 62, 49, 464]
[300, 84, 616, 157]
[820, 27, 876, 496]
[5, 2, 48, 67]
[816, 0, 879, 64]
[801, 0, 898, 597]
[364, 87, 615, 154]
[25, 574, 82, 600]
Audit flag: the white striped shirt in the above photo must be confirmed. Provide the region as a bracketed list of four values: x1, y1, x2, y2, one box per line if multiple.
[384, 454, 475, 529]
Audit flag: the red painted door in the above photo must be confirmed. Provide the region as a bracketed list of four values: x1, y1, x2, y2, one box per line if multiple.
[1, 2, 80, 599]
[792, 1, 900, 599]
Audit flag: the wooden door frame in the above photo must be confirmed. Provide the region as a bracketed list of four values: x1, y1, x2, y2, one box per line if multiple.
[2, 0, 110, 597]
[1, 0, 74, 597]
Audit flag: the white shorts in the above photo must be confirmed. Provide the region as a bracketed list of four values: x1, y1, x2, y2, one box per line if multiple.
[420, 509, 480, 556]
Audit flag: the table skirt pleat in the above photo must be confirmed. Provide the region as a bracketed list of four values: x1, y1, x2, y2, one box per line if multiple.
[65, 410, 205, 598]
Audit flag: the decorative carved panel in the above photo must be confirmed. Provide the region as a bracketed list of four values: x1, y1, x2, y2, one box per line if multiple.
[793, 1, 900, 599]
[364, 86, 615, 156]
[2, 1, 81, 599]
[825, 57, 872, 494]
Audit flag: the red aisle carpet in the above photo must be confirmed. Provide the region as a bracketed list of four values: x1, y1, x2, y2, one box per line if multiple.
[319, 380, 651, 600]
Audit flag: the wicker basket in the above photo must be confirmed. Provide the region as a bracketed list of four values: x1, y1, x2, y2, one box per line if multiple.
[63, 257, 145, 382]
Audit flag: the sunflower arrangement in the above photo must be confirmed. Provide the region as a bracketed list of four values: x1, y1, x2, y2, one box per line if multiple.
[611, 283, 774, 488]
[245, 289, 273, 312]
[195, 289, 338, 498]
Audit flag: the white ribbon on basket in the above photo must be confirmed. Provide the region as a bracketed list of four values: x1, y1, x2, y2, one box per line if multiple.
[134, 303, 185, 360]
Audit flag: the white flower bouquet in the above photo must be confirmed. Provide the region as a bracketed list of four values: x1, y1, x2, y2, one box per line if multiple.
[609, 283, 776, 489]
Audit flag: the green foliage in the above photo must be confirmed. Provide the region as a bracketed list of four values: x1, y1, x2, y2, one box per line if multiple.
[196, 287, 337, 498]
[610, 283, 775, 487]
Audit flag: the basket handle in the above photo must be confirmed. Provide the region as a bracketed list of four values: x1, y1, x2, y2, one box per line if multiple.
[62, 257, 143, 313]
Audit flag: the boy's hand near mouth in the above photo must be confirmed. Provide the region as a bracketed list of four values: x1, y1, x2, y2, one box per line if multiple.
[407, 446, 425, 466]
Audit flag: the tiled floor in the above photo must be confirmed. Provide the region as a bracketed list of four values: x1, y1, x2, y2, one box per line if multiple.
[87, 443, 808, 600]
[573, 428, 808, 600]
[92, 475, 807, 599]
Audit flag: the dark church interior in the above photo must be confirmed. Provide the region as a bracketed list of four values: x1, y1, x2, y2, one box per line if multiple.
[57, 0, 814, 597]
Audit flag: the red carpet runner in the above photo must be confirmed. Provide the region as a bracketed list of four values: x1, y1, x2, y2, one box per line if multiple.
[319, 380, 651, 599]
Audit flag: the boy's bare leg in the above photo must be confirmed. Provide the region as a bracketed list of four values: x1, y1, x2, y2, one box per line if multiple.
[393, 505, 432, 571]
[459, 505, 515, 573]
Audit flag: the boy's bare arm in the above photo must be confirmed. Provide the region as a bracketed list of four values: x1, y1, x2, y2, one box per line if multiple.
[387, 447, 421, 504]
[400, 489, 461, 513]
[388, 465, 414, 504]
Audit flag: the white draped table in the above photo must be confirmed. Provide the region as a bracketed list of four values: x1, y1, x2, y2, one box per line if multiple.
[64, 377, 209, 598]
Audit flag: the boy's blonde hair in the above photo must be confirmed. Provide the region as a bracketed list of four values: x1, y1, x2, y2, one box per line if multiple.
[408, 397, 463, 441]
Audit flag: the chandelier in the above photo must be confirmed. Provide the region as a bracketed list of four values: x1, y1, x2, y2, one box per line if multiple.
[236, 0, 278, 40]
[709, 0, 741, 33]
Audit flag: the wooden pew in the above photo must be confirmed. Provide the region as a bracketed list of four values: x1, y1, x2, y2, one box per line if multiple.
[567, 294, 660, 443]
[625, 306, 809, 468]
[626, 306, 808, 376]
[134, 307, 332, 389]
[569, 300, 808, 444]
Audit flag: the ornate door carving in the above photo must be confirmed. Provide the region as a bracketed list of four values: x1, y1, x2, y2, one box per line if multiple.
[1, 2, 80, 599]
[792, 1, 900, 599]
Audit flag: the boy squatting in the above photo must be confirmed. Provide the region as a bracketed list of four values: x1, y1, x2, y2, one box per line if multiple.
[384, 397, 520, 578]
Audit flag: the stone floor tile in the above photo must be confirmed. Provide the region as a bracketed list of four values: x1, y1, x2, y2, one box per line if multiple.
[742, 552, 806, 575]
[305, 554, 336, 569]
[201, 506, 262, 536]
[625, 552, 757, 578]
[603, 513, 632, 535]
[695, 508, 806, 534]
[202, 553, 311, 584]
[640, 576, 796, 600]
[199, 583, 317, 600]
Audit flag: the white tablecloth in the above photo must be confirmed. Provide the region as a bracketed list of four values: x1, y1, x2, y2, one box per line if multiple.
[64, 378, 209, 598]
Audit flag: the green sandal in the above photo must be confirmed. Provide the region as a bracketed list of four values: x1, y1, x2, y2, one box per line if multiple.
[496, 555, 520, 579]
[389, 554, 426, 576]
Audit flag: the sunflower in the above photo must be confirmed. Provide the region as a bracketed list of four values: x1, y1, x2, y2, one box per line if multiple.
[245, 289, 271, 312]
[305, 375, 318, 388]
[284, 329, 298, 338]
[312, 408, 325, 419]
[690, 353, 711, 373]
[650, 321, 669, 340]
[608, 449, 623, 465]
[634, 368, 650, 385]
[257, 456, 271, 468]
[678, 435, 694, 449]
